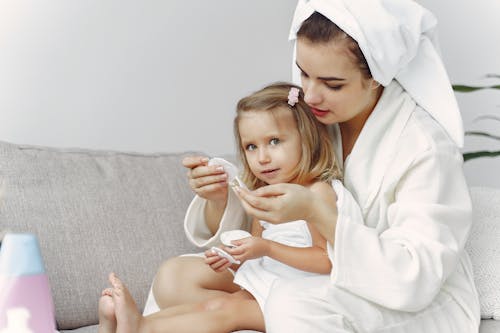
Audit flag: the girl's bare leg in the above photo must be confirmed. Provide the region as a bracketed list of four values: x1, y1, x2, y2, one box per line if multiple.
[143, 296, 265, 333]
[152, 255, 240, 308]
[111, 272, 265, 333]
[99, 256, 239, 333]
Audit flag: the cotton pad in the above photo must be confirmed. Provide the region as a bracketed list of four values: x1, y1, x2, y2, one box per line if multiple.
[221, 230, 252, 248]
[208, 157, 248, 190]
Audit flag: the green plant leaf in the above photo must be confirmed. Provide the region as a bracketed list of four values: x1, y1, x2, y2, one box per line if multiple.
[464, 150, 500, 162]
[465, 131, 500, 141]
[452, 84, 500, 92]
[473, 115, 500, 123]
[486, 74, 500, 79]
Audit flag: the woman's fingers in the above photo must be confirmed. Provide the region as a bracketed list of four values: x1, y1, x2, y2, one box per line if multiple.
[252, 183, 288, 197]
[234, 186, 277, 212]
[234, 189, 274, 221]
[234, 183, 313, 224]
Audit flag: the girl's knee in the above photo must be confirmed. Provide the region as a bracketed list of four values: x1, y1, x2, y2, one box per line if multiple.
[201, 295, 247, 312]
[153, 256, 193, 307]
[201, 296, 233, 311]
[155, 256, 183, 281]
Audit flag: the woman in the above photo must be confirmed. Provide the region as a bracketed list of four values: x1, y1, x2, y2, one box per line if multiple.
[146, 0, 480, 331]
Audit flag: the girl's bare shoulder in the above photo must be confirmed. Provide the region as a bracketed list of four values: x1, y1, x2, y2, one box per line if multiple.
[308, 181, 337, 201]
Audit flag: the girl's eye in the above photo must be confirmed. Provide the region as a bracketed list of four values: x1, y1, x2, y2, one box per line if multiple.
[270, 138, 280, 146]
[245, 144, 257, 151]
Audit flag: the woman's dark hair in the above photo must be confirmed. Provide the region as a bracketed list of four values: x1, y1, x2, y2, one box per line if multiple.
[297, 12, 371, 79]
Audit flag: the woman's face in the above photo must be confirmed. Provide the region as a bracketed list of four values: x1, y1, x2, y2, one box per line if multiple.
[296, 37, 381, 127]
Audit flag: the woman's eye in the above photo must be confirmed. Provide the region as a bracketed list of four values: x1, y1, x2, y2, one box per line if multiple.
[270, 138, 280, 146]
[327, 84, 343, 91]
[245, 144, 256, 151]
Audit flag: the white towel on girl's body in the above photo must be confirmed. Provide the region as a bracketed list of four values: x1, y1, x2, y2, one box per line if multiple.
[233, 219, 323, 312]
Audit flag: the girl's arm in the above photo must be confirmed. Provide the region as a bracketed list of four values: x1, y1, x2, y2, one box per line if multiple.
[229, 181, 335, 274]
[250, 218, 264, 237]
[265, 230, 332, 274]
[265, 182, 334, 274]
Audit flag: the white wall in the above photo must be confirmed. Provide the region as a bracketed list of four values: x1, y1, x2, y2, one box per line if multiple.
[1, 1, 499, 187]
[0, 0, 295, 156]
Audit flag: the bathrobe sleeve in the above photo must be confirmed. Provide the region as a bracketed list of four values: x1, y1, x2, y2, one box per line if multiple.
[329, 145, 472, 312]
[183, 188, 251, 248]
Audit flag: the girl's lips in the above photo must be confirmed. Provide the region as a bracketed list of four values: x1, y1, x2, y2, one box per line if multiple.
[261, 168, 280, 178]
[311, 107, 330, 117]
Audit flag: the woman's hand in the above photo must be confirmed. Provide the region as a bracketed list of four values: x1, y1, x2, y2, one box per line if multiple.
[234, 182, 339, 244]
[227, 236, 270, 263]
[233, 183, 315, 224]
[182, 156, 228, 204]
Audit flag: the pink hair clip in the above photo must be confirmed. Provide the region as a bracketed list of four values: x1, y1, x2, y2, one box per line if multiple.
[287, 87, 300, 106]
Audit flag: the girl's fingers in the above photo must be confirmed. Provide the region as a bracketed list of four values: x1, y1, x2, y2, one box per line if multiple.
[190, 165, 225, 180]
[215, 261, 232, 272]
[226, 246, 244, 256]
[211, 258, 230, 271]
[189, 173, 227, 190]
[182, 156, 209, 169]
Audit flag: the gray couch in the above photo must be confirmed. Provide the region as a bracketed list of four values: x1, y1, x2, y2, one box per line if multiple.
[0, 140, 499, 332]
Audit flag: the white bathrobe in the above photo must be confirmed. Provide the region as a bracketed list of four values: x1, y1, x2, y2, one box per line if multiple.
[182, 81, 480, 332]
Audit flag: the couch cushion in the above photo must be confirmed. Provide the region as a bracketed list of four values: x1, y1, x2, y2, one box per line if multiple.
[467, 187, 500, 319]
[0, 141, 199, 329]
[479, 319, 500, 333]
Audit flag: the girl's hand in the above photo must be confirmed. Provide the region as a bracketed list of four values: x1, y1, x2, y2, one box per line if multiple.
[204, 248, 233, 273]
[234, 183, 315, 224]
[182, 156, 228, 204]
[227, 236, 270, 263]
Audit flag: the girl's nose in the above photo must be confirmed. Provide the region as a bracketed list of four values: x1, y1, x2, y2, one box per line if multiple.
[258, 148, 271, 164]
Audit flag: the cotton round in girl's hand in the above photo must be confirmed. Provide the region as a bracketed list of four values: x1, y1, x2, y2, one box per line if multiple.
[220, 230, 252, 248]
[208, 157, 247, 189]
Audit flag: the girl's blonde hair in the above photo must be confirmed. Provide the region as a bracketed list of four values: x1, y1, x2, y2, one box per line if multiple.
[234, 82, 341, 190]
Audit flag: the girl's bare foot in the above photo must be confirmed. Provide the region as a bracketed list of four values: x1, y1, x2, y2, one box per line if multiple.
[109, 273, 144, 333]
[98, 288, 117, 333]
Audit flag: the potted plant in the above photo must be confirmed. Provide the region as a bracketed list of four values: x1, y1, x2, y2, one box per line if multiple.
[453, 76, 500, 161]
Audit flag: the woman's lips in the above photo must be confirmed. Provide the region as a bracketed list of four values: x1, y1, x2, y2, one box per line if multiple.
[311, 107, 330, 117]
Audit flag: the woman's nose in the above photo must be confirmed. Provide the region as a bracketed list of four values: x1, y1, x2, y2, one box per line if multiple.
[303, 82, 322, 106]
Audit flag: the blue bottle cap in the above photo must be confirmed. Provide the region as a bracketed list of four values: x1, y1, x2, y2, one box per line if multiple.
[0, 233, 46, 276]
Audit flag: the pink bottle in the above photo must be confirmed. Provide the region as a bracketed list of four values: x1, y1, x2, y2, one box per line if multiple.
[0, 233, 57, 333]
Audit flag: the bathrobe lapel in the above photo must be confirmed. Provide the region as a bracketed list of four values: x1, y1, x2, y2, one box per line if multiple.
[339, 81, 415, 218]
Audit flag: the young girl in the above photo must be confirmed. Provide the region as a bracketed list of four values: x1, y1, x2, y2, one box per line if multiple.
[98, 82, 341, 333]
